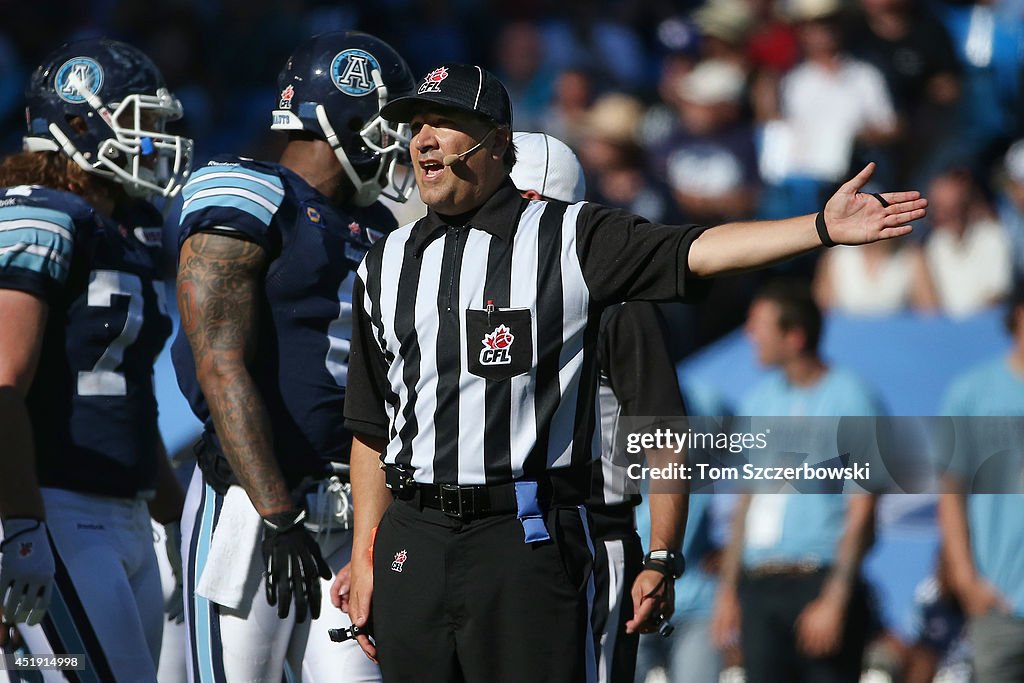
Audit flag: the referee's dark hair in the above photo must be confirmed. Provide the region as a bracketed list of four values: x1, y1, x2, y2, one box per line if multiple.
[754, 277, 823, 354]
[503, 134, 517, 171]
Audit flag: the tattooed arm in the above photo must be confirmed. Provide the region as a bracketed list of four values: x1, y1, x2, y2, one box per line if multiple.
[176, 232, 292, 516]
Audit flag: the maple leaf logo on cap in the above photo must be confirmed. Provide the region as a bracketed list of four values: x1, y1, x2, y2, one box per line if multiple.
[426, 67, 448, 83]
[418, 66, 449, 94]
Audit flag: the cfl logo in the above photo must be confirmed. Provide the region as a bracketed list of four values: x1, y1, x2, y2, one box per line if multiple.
[391, 549, 408, 573]
[480, 325, 514, 366]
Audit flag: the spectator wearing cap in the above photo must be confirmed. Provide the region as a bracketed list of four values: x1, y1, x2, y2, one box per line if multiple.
[576, 93, 682, 225]
[341, 61, 926, 683]
[514, 132, 691, 683]
[656, 58, 764, 349]
[661, 59, 760, 226]
[757, 0, 899, 219]
[639, 17, 702, 155]
[692, 0, 755, 67]
[577, 93, 646, 179]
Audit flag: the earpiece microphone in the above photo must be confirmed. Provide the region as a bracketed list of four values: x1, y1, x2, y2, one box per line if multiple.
[442, 128, 497, 166]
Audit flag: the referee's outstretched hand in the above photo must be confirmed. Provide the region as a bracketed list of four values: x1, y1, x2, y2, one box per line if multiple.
[822, 162, 928, 246]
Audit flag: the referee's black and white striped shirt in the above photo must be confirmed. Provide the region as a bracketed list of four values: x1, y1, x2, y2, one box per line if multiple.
[344, 180, 704, 485]
[590, 302, 688, 508]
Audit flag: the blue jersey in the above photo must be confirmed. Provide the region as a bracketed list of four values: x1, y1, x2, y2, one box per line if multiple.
[942, 356, 1024, 617]
[171, 157, 397, 485]
[0, 185, 172, 497]
[740, 367, 881, 568]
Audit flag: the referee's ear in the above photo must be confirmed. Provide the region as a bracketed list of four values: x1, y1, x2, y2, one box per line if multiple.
[496, 126, 516, 171]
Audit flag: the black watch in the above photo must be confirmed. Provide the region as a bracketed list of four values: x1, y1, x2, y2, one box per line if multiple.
[643, 549, 686, 579]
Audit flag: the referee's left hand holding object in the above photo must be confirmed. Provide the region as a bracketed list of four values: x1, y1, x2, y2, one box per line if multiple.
[821, 162, 927, 245]
[0, 519, 54, 625]
[347, 559, 377, 662]
[625, 569, 675, 634]
[330, 562, 352, 613]
[261, 510, 331, 623]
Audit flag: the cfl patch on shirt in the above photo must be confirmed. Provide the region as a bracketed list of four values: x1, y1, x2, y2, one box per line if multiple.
[466, 307, 532, 381]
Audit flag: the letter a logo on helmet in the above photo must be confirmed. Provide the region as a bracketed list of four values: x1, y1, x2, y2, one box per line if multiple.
[332, 49, 381, 96]
[55, 57, 104, 104]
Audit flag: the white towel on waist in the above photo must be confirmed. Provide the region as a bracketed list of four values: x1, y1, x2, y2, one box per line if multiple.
[196, 485, 264, 610]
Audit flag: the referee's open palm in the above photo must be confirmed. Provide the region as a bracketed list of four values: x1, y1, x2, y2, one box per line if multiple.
[822, 162, 928, 246]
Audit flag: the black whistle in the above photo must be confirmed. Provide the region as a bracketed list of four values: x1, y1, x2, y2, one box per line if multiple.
[328, 624, 370, 643]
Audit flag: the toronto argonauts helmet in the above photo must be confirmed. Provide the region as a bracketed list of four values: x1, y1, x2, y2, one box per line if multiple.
[24, 38, 193, 198]
[272, 31, 416, 206]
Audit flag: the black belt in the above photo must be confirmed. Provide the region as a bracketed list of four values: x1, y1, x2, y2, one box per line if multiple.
[416, 482, 519, 517]
[385, 464, 589, 519]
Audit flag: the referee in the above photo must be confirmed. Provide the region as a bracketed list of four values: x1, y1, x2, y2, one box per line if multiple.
[341, 63, 926, 683]
[510, 131, 690, 683]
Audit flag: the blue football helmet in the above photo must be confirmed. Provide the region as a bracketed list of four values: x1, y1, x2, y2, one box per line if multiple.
[24, 38, 193, 198]
[272, 31, 415, 206]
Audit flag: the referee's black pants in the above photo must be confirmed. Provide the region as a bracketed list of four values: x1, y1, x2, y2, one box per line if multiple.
[371, 497, 596, 683]
[588, 504, 645, 683]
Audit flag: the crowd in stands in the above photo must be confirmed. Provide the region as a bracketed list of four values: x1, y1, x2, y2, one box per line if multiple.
[2, 0, 1023, 338]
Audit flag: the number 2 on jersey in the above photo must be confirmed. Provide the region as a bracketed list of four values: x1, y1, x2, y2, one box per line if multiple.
[77, 270, 145, 397]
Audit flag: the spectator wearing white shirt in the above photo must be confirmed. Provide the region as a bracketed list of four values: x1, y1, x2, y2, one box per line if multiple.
[757, 0, 899, 218]
[924, 165, 1012, 317]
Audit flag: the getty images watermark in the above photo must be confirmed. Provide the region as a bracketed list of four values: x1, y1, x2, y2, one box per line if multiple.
[623, 426, 870, 484]
[610, 416, 1024, 494]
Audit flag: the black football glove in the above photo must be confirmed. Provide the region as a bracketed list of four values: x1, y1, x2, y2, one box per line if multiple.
[260, 510, 331, 623]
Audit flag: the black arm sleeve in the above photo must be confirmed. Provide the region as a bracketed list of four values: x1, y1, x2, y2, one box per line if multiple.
[600, 302, 688, 419]
[576, 203, 709, 306]
[343, 276, 391, 439]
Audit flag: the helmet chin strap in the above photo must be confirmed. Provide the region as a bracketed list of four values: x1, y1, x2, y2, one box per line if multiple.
[315, 103, 381, 207]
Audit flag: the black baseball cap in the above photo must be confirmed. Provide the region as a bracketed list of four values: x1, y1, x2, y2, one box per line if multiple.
[380, 63, 513, 127]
